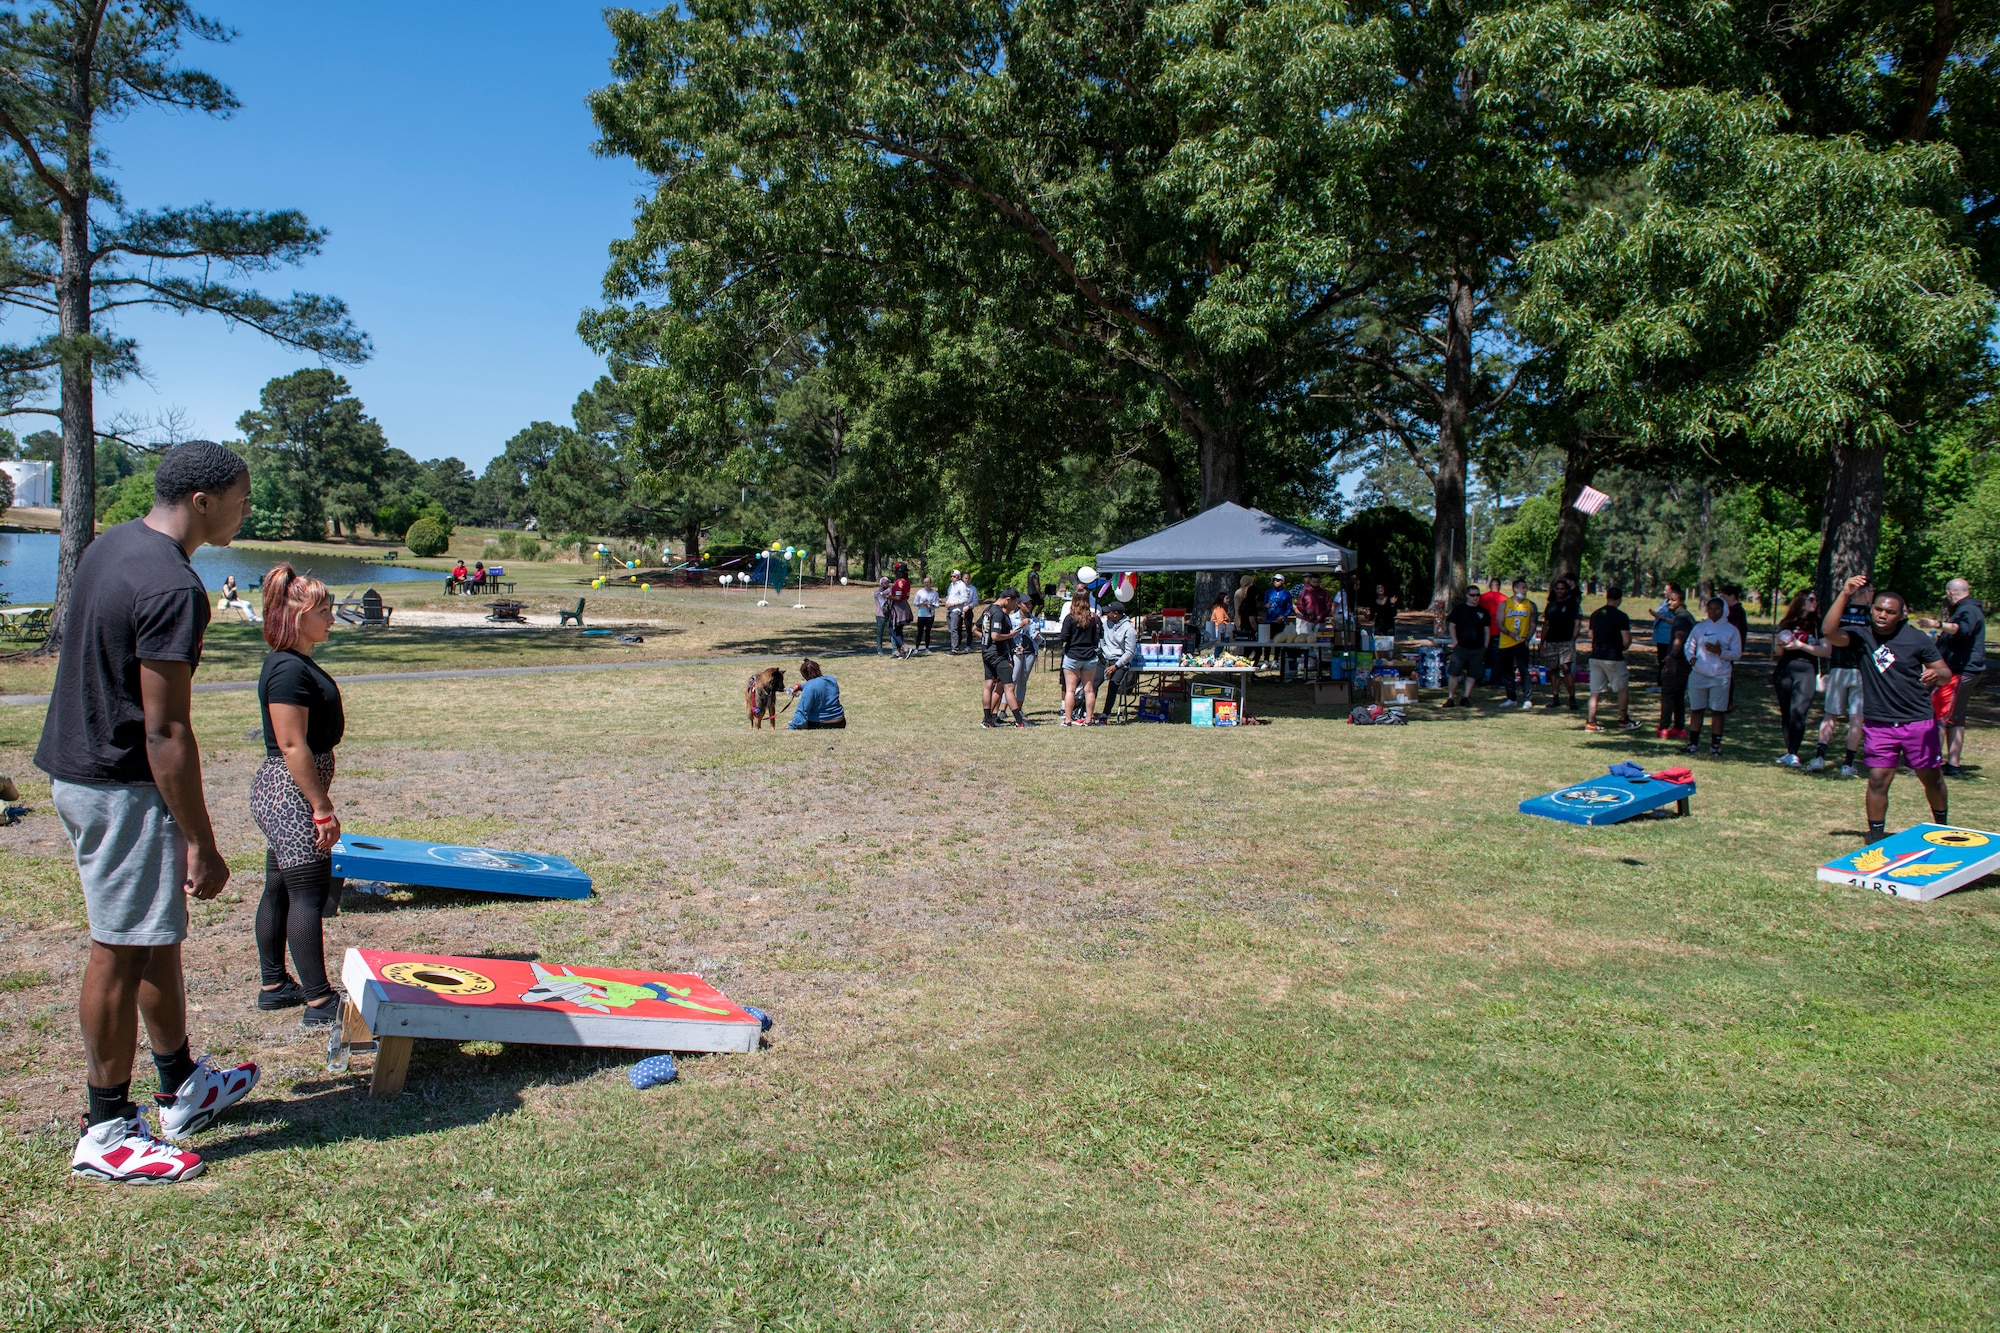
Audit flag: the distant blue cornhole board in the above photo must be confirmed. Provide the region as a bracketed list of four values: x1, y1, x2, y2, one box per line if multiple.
[1519, 776, 1694, 825]
[331, 834, 592, 900]
[1817, 824, 2000, 903]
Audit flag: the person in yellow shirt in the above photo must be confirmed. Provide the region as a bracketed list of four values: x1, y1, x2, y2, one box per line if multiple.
[1496, 577, 1539, 709]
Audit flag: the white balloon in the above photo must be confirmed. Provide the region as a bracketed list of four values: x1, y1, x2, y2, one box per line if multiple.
[1076, 565, 1098, 583]
[839, 576, 850, 586]
[1113, 585, 1133, 602]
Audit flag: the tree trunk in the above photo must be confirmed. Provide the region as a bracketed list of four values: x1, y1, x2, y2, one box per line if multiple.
[685, 517, 704, 565]
[1815, 438, 1886, 600]
[1141, 422, 1189, 527]
[44, 148, 95, 654]
[1428, 275, 1475, 611]
[1187, 415, 1245, 620]
[1548, 443, 1597, 588]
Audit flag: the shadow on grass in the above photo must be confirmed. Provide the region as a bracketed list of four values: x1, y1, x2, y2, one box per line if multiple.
[200, 1041, 672, 1155]
[336, 882, 552, 914]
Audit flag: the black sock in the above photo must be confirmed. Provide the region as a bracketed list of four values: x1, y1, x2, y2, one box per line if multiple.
[153, 1040, 197, 1098]
[86, 1081, 134, 1127]
[1844, 749, 1855, 767]
[1012, 708, 1024, 723]
[1815, 743, 1826, 759]
[1868, 820, 1886, 839]
[1932, 804, 1948, 825]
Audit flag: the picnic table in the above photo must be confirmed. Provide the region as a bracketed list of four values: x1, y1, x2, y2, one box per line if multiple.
[0, 605, 51, 641]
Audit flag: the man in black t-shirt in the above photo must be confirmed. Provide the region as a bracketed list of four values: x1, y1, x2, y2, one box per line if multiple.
[1540, 577, 1583, 709]
[1823, 574, 1952, 842]
[1584, 586, 1636, 731]
[978, 590, 1021, 727]
[1918, 578, 1986, 776]
[1443, 586, 1489, 707]
[37, 442, 260, 1184]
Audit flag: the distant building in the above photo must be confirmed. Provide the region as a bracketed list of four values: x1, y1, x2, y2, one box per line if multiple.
[1, 459, 52, 508]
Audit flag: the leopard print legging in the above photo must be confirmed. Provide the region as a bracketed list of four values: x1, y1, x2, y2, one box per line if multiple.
[250, 752, 336, 869]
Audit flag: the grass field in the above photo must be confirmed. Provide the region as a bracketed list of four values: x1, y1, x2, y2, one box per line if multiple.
[0, 591, 1996, 1330]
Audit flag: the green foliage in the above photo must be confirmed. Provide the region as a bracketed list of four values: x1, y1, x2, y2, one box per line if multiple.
[1337, 508, 1434, 609]
[0, 464, 11, 513]
[97, 465, 157, 526]
[238, 370, 392, 538]
[403, 516, 448, 558]
[1933, 470, 2000, 605]
[1482, 497, 1561, 585]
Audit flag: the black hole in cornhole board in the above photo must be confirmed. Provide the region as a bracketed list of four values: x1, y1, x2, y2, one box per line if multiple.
[412, 971, 466, 987]
[352, 841, 383, 850]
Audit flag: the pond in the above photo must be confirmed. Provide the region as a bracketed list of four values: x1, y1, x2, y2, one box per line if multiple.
[0, 530, 438, 605]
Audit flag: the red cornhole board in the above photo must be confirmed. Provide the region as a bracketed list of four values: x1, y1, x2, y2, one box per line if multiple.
[338, 948, 763, 1096]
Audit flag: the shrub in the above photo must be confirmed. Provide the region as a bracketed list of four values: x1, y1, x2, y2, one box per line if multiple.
[405, 516, 449, 557]
[516, 537, 544, 562]
[98, 468, 159, 526]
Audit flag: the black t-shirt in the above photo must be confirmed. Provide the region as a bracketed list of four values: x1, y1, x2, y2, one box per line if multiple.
[259, 650, 345, 757]
[1446, 603, 1489, 650]
[978, 604, 1016, 656]
[1370, 598, 1398, 635]
[1850, 619, 1942, 725]
[1943, 599, 1986, 675]
[35, 520, 209, 784]
[1544, 593, 1582, 641]
[1828, 603, 1870, 669]
[1587, 606, 1631, 661]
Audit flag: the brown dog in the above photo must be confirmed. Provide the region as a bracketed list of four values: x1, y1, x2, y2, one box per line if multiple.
[746, 667, 785, 728]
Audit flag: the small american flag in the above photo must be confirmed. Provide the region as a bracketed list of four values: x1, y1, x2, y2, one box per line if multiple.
[1572, 484, 1612, 515]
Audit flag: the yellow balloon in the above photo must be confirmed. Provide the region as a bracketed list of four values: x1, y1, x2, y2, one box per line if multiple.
[641, 582, 651, 590]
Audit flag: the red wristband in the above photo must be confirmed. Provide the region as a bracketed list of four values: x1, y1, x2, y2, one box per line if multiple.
[312, 815, 336, 825]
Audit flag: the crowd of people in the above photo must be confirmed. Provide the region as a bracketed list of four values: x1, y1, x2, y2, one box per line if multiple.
[25, 437, 1990, 1186]
[1436, 571, 1985, 785]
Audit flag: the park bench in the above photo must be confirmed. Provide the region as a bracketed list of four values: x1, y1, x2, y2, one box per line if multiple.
[559, 598, 586, 627]
[486, 599, 527, 623]
[358, 588, 393, 628]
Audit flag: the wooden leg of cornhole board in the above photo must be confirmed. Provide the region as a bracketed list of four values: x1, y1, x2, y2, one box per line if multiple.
[1677, 798, 1689, 817]
[341, 999, 370, 1046]
[371, 1036, 413, 1098]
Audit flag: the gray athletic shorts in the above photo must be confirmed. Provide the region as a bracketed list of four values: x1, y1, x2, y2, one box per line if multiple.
[1589, 658, 1629, 694]
[50, 779, 188, 947]
[1823, 667, 1863, 717]
[1686, 673, 1731, 713]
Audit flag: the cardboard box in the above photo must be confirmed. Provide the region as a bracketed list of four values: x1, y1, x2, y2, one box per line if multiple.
[1372, 678, 1419, 705]
[1314, 680, 1352, 709]
[1190, 698, 1215, 727]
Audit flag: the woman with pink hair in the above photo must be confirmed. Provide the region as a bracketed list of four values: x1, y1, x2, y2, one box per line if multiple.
[248, 564, 346, 1027]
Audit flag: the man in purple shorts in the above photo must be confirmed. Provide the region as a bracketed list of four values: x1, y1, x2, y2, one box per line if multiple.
[1822, 574, 1953, 843]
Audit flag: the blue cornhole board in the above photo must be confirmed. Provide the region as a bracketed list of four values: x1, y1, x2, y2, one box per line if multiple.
[331, 834, 592, 899]
[1817, 824, 2000, 903]
[1519, 776, 1694, 825]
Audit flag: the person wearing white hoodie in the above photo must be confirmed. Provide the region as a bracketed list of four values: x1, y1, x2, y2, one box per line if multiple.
[1682, 596, 1743, 758]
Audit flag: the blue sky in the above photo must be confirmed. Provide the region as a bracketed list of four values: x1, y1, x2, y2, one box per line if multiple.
[11, 2, 641, 470]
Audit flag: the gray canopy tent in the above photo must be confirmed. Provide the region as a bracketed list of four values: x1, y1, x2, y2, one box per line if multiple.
[1093, 502, 1356, 575]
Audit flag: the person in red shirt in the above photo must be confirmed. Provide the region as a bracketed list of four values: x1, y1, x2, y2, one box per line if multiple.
[887, 562, 914, 658]
[1294, 573, 1332, 624]
[1479, 578, 1506, 688]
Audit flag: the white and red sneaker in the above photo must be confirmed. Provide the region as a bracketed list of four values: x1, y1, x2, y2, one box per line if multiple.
[71, 1112, 205, 1184]
[155, 1056, 260, 1140]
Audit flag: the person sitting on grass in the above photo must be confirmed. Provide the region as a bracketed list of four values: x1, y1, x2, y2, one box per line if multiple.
[787, 659, 846, 730]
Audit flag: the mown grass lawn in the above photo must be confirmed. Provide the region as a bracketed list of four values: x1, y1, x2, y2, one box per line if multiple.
[0, 617, 1995, 1330]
